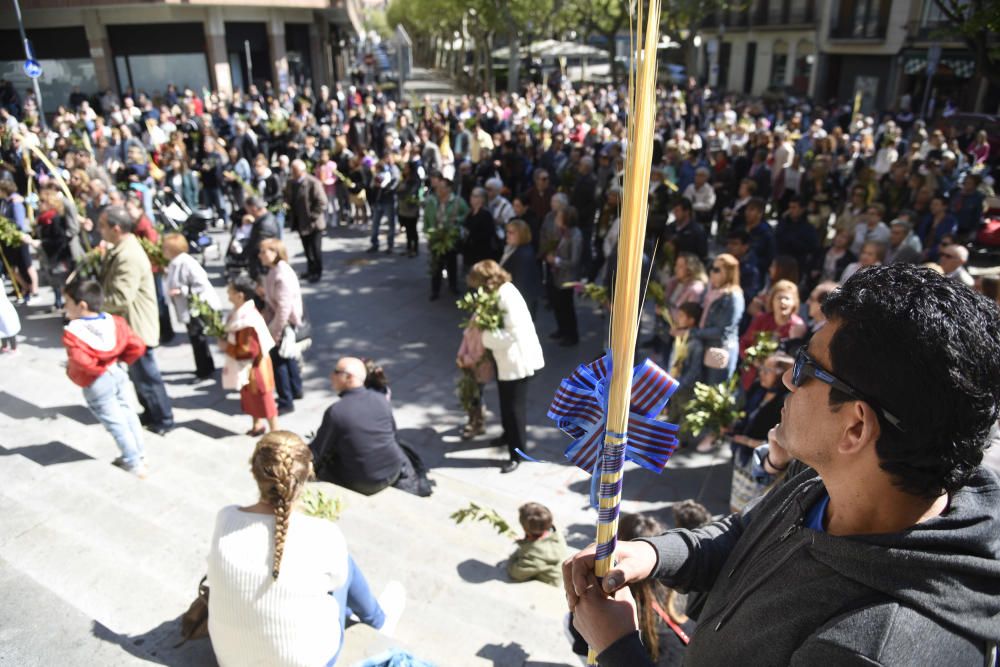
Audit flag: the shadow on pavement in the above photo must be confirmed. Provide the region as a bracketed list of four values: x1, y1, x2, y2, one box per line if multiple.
[91, 618, 217, 666]
[456, 558, 507, 584]
[0, 440, 95, 466]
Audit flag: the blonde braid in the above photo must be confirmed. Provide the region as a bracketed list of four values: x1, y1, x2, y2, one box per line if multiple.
[249, 431, 313, 581]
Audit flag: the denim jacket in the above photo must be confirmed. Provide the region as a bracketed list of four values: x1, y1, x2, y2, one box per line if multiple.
[691, 290, 743, 349]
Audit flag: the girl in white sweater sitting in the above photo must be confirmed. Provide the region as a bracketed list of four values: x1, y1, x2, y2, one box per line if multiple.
[208, 432, 404, 666]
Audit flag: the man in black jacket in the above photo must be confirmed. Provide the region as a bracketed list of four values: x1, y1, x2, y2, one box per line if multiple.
[662, 197, 708, 263]
[565, 264, 1000, 666]
[309, 357, 411, 496]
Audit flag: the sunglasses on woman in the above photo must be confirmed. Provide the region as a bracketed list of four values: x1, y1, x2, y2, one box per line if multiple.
[792, 347, 906, 432]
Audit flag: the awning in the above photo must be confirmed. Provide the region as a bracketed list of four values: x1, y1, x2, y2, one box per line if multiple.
[902, 54, 976, 78]
[492, 39, 608, 61]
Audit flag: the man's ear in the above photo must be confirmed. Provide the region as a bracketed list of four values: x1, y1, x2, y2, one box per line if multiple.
[838, 400, 881, 457]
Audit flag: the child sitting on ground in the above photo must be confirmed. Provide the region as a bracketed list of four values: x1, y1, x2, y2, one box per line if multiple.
[62, 280, 148, 477]
[507, 502, 566, 587]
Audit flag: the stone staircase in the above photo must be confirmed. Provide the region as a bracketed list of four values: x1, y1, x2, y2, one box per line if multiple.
[0, 222, 732, 667]
[0, 409, 580, 667]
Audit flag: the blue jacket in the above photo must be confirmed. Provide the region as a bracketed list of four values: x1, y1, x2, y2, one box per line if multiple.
[775, 215, 819, 272]
[691, 291, 743, 350]
[917, 213, 958, 261]
[747, 222, 775, 277]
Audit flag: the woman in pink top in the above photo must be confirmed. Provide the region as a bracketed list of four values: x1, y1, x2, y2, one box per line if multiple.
[316, 149, 338, 227]
[968, 130, 991, 166]
[257, 238, 305, 414]
[739, 279, 807, 390]
[655, 252, 707, 365]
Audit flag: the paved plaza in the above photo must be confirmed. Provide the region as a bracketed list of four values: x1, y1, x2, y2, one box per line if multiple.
[0, 218, 738, 666]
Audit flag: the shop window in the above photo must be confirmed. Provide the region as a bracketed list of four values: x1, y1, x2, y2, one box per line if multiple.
[286, 24, 313, 91]
[108, 23, 210, 97]
[0, 58, 96, 110]
[116, 54, 210, 98]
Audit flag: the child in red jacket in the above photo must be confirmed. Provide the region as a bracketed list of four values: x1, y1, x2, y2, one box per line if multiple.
[63, 280, 149, 477]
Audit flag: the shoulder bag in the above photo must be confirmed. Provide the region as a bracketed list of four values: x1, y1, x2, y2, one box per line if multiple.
[175, 576, 209, 646]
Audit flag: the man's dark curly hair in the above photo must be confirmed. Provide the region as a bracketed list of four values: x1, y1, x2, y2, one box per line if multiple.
[822, 264, 1000, 498]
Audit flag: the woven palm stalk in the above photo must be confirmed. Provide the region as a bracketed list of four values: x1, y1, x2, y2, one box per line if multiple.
[587, 1, 661, 663]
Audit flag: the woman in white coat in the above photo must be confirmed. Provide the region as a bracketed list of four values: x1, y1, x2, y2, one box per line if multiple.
[163, 233, 221, 380]
[472, 260, 545, 473]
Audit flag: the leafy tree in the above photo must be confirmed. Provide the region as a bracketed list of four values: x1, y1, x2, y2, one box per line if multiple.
[931, 0, 1000, 89]
[557, 0, 629, 86]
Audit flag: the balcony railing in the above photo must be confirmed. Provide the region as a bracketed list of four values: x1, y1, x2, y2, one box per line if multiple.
[702, 2, 814, 29]
[829, 21, 887, 40]
[905, 19, 962, 42]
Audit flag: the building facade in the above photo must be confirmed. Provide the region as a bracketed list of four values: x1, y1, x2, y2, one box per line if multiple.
[698, 0, 821, 99]
[0, 0, 363, 107]
[698, 0, 998, 114]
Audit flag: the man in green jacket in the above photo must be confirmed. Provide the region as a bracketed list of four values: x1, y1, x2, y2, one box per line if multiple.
[98, 206, 174, 434]
[422, 177, 468, 300]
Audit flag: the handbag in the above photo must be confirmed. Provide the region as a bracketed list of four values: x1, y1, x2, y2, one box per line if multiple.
[293, 314, 312, 342]
[278, 314, 312, 360]
[175, 576, 209, 646]
[703, 346, 730, 370]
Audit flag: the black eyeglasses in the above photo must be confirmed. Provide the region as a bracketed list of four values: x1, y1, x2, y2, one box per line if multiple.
[792, 347, 906, 432]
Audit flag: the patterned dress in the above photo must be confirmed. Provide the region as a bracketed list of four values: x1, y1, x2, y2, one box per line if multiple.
[225, 327, 277, 419]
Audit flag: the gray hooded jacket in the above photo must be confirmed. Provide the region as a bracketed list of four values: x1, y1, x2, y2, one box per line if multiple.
[599, 466, 1000, 666]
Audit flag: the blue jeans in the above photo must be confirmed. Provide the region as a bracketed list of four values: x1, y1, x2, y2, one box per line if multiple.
[129, 347, 174, 428]
[370, 201, 396, 250]
[327, 555, 385, 666]
[275, 210, 286, 240]
[270, 347, 302, 410]
[83, 365, 145, 467]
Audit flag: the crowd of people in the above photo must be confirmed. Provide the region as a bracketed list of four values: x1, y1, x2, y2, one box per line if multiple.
[1, 66, 998, 666]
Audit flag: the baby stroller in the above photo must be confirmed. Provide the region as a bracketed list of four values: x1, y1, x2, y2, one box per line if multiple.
[153, 191, 218, 263]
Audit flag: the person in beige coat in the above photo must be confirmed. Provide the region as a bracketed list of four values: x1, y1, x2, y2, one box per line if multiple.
[97, 205, 174, 434]
[472, 260, 545, 473]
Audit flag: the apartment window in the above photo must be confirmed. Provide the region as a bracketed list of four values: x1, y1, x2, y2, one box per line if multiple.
[831, 0, 891, 39]
[769, 0, 787, 24]
[789, 0, 814, 23]
[771, 40, 788, 87]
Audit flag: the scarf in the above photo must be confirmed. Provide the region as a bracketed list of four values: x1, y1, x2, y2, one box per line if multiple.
[221, 300, 275, 391]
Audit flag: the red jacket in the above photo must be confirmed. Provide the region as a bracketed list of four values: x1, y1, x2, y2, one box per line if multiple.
[63, 313, 146, 388]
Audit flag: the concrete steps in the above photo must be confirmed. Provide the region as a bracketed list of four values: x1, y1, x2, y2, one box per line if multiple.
[0, 412, 579, 666]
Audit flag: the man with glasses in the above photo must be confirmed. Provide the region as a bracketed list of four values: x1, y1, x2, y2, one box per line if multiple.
[565, 264, 1000, 666]
[939, 243, 975, 287]
[309, 357, 413, 497]
[524, 169, 555, 223]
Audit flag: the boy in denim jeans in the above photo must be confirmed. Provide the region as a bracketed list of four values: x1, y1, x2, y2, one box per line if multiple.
[62, 280, 149, 477]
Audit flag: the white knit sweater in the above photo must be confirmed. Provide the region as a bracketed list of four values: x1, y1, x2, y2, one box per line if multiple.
[207, 506, 349, 667]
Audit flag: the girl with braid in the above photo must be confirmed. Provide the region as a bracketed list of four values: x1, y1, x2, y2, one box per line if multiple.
[207, 432, 405, 666]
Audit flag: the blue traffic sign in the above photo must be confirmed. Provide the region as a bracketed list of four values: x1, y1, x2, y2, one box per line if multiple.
[23, 59, 42, 79]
